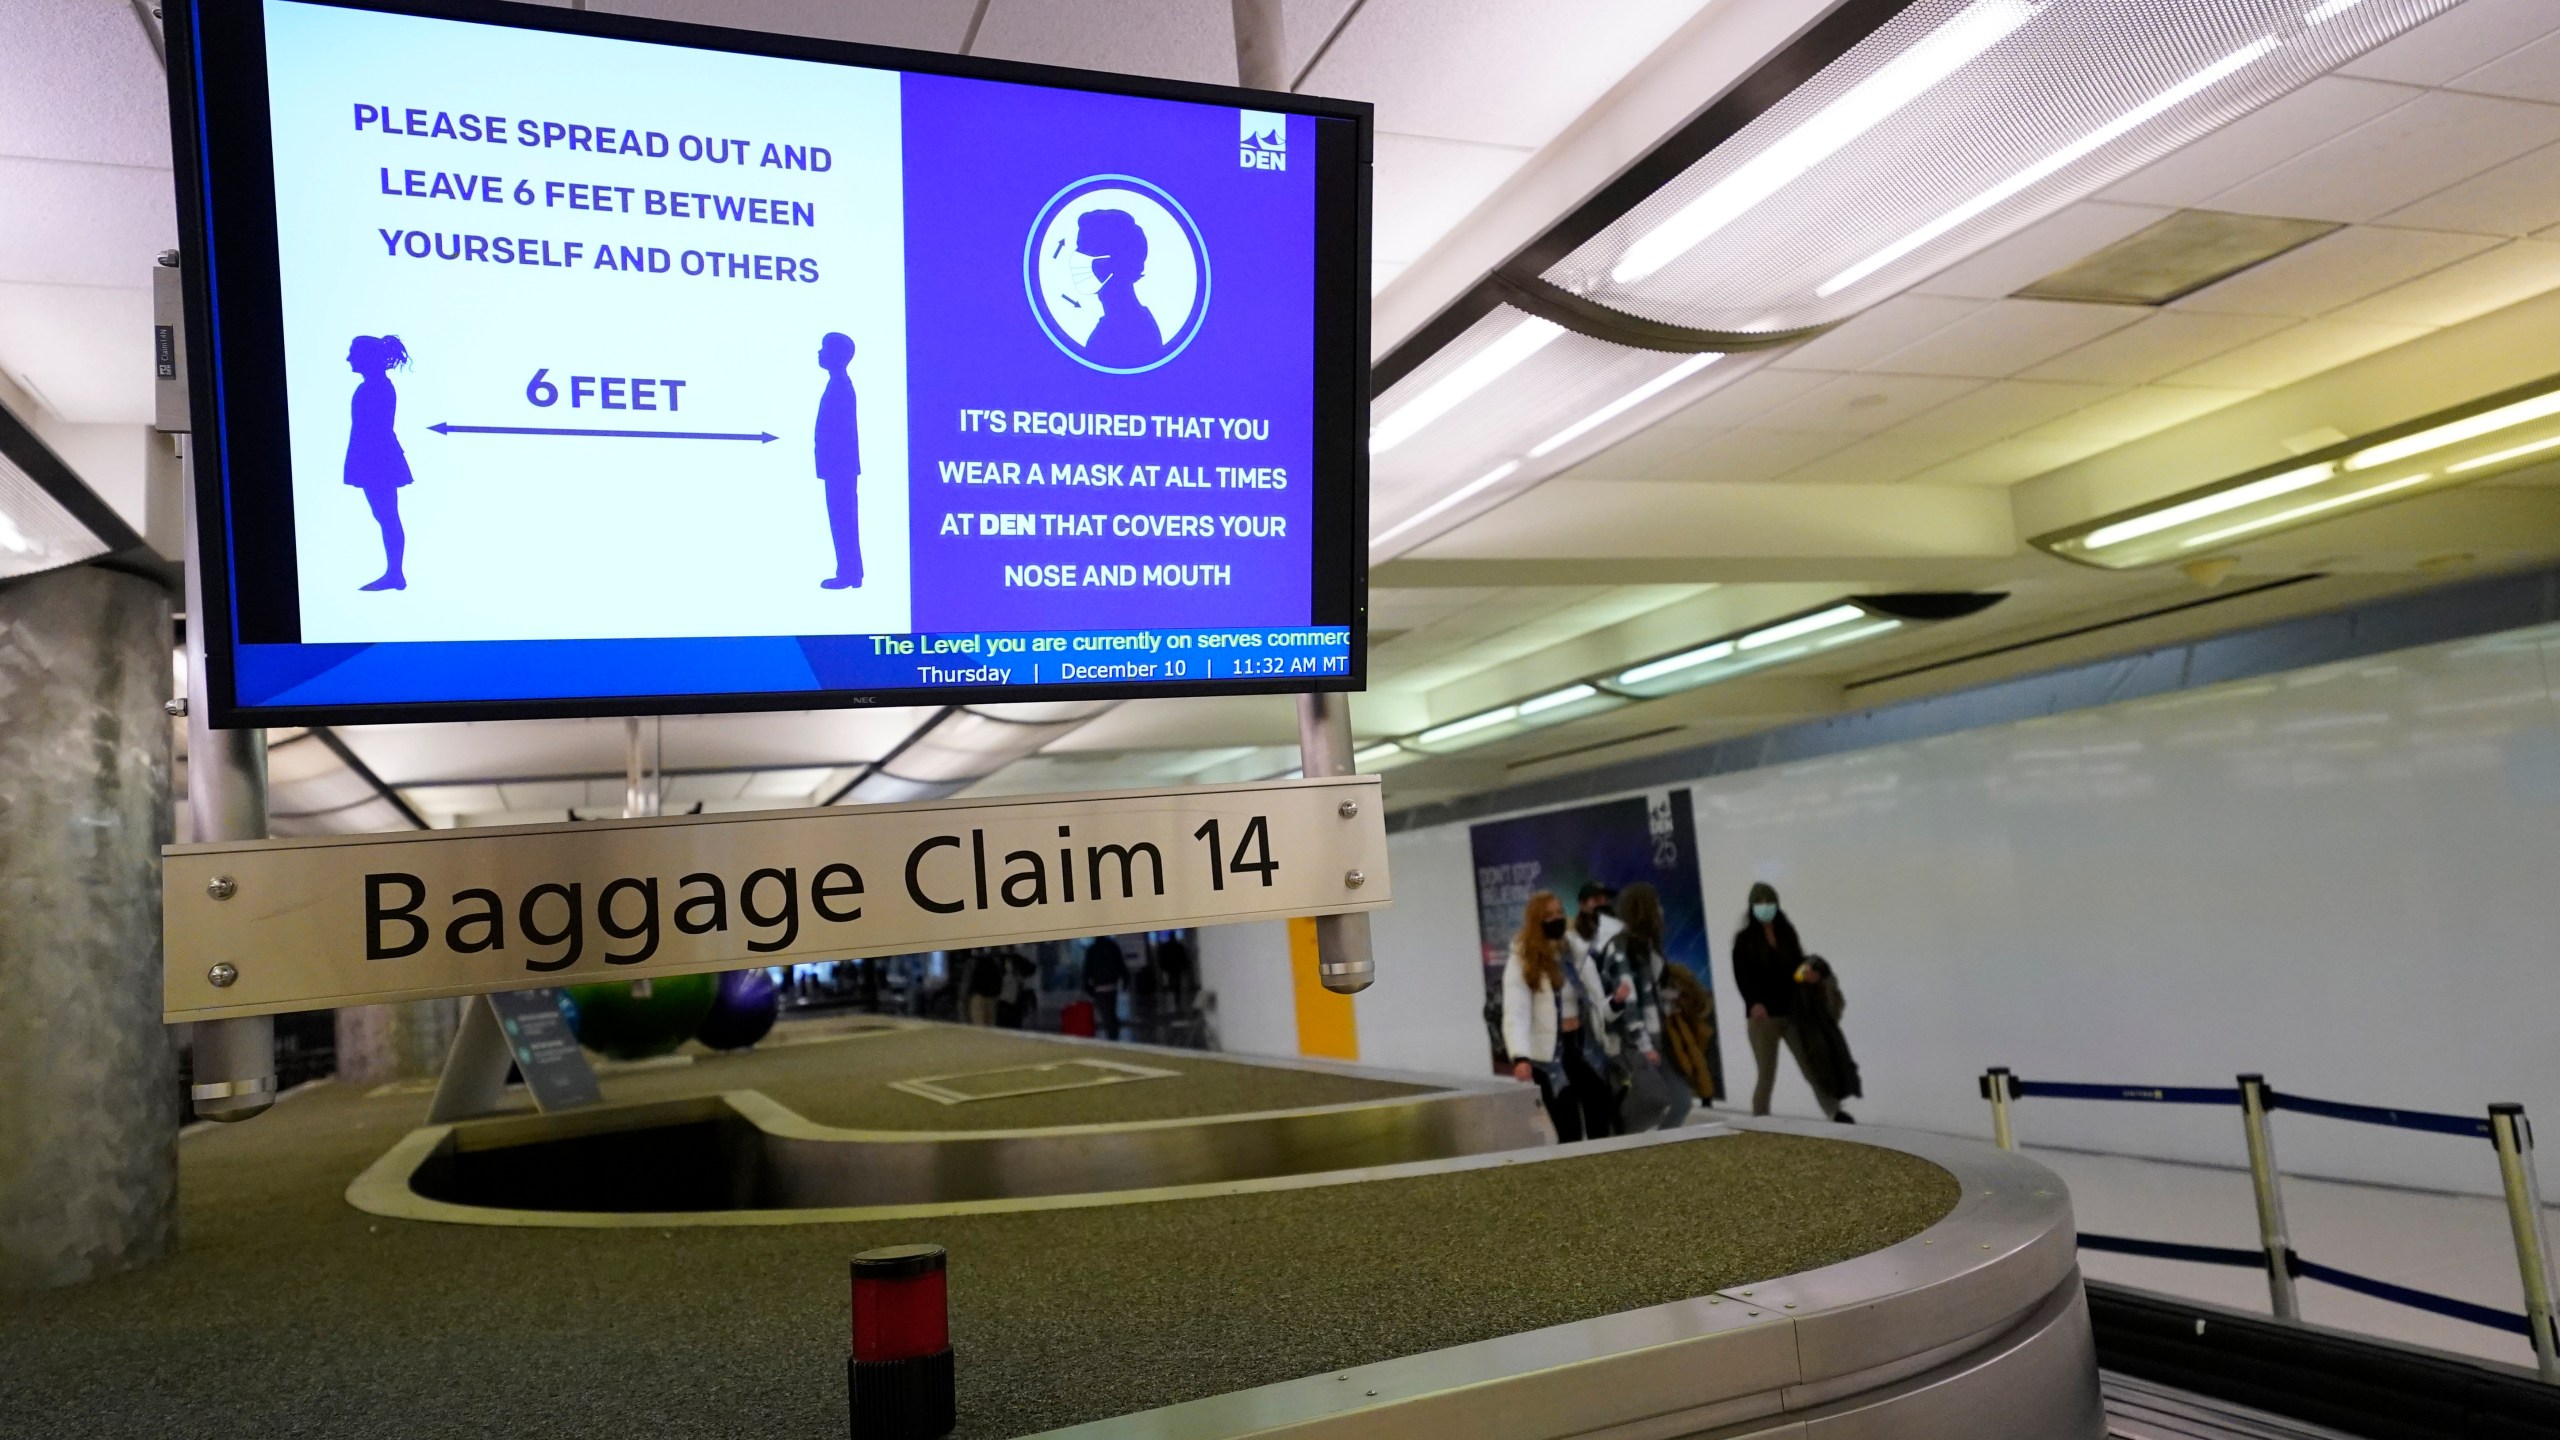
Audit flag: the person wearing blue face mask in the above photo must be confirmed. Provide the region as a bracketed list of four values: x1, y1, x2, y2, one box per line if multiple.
[1730, 882, 1845, 1121]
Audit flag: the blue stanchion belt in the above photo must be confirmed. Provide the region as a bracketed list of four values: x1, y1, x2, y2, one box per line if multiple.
[2011, 1080, 2243, 1106]
[2265, 1090, 2492, 1139]
[2075, 1234, 2532, 1337]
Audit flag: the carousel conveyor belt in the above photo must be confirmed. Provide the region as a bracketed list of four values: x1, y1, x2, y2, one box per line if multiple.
[2103, 1372, 2364, 1440]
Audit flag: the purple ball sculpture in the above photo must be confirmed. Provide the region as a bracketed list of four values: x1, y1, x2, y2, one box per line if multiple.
[696, 967, 781, 1051]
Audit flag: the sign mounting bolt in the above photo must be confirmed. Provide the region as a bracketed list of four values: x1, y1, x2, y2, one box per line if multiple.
[1337, 799, 1358, 818]
[207, 963, 237, 988]
[1344, 869, 1366, 889]
[206, 875, 237, 901]
[164, 697, 188, 717]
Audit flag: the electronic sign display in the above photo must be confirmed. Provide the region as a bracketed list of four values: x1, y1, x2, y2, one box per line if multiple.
[168, 0, 1368, 724]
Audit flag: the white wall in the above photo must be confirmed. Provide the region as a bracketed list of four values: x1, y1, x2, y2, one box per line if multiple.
[1365, 620, 2560, 1195]
[1193, 825, 1495, 1079]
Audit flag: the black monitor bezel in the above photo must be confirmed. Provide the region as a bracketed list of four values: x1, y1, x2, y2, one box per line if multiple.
[167, 0, 1370, 728]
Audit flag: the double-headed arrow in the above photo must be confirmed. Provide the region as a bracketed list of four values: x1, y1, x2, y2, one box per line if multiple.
[429, 422, 777, 442]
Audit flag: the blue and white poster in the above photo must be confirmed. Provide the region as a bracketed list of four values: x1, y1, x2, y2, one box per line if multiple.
[1469, 790, 1721, 1088]
[230, 0, 1345, 709]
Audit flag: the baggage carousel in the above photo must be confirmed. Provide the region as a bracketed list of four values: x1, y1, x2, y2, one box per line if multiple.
[0, 1020, 2105, 1438]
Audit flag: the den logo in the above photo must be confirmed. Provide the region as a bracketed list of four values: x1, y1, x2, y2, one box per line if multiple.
[1240, 109, 1285, 170]
[1025, 174, 1210, 375]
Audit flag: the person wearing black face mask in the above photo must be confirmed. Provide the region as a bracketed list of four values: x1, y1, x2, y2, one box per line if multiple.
[1502, 889, 1619, 1141]
[1731, 882, 1844, 1121]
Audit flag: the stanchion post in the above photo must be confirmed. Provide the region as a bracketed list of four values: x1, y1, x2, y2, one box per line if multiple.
[181, 440, 276, 1122]
[1980, 1067, 2017, 1151]
[1295, 692, 1372, 995]
[2488, 1104, 2560, 1380]
[2236, 1073, 2299, 1321]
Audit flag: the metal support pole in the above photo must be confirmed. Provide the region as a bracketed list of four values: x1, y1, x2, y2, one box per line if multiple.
[1981, 1067, 2017, 1151]
[1230, 0, 1286, 90]
[623, 714, 661, 818]
[181, 441, 275, 1122]
[2237, 1073, 2299, 1321]
[2489, 1104, 2560, 1380]
[1296, 692, 1372, 994]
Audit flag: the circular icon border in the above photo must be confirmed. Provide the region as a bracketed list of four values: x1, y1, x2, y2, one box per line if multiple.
[1022, 173, 1213, 376]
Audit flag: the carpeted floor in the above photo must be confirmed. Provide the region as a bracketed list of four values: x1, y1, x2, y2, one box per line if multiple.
[0, 1025, 1956, 1439]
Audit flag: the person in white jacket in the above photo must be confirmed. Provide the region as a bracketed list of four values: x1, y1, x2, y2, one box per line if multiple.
[1503, 889, 1621, 1142]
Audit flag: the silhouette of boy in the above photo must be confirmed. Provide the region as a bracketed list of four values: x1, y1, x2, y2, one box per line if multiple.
[815, 332, 861, 589]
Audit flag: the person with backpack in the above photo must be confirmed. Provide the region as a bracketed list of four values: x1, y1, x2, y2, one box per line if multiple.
[1502, 890, 1620, 1142]
[1599, 882, 1695, 1131]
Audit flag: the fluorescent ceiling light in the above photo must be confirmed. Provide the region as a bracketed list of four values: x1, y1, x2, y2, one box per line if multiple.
[2179, 472, 2433, 551]
[2082, 462, 2335, 550]
[2305, 0, 2375, 22]
[0, 509, 31, 555]
[1529, 352, 1722, 458]
[1620, 640, 1735, 687]
[1372, 460, 1522, 546]
[1610, 0, 2039, 284]
[1369, 317, 1564, 455]
[2344, 389, 2560, 471]
[2448, 434, 2560, 475]
[1352, 741, 1406, 766]
[1819, 37, 2279, 298]
[1418, 706, 1519, 747]
[1738, 603, 1868, 649]
[1519, 683, 1598, 717]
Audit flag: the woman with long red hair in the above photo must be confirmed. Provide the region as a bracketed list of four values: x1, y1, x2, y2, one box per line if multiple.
[1501, 889, 1619, 1141]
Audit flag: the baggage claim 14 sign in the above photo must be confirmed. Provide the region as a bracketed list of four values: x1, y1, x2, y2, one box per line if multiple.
[168, 0, 1368, 726]
[165, 778, 1387, 1021]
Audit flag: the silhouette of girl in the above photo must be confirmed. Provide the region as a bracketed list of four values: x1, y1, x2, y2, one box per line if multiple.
[343, 334, 413, 591]
[1072, 210, 1166, 368]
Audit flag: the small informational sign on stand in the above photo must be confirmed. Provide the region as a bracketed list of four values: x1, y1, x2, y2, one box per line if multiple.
[164, 776, 1386, 1022]
[485, 988, 601, 1112]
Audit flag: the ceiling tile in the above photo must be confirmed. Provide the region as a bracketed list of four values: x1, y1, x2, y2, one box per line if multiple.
[2170, 224, 2500, 317]
[1869, 300, 2145, 379]
[2207, 92, 2560, 224]
[971, 0, 1237, 82]
[0, 281, 152, 423]
[1373, 132, 1533, 265]
[0, 157, 174, 289]
[2445, 24, 2560, 103]
[2018, 385, 2257, 448]
[1767, 426, 1987, 487]
[2328, 238, 2560, 327]
[2021, 310, 2296, 385]
[1655, 365, 1832, 432]
[600, 0, 978, 49]
[1299, 0, 1713, 148]
[1567, 419, 1709, 480]
[2339, 0, 2560, 87]
[0, 2, 168, 169]
[1766, 296, 1987, 372]
[1911, 201, 2173, 300]
[1894, 378, 2125, 439]
[2099, 78, 2422, 209]
[1905, 436, 2112, 487]
[1748, 374, 1985, 438]
[1638, 427, 1853, 485]
[2162, 317, 2434, 390]
[2381, 139, 2560, 236]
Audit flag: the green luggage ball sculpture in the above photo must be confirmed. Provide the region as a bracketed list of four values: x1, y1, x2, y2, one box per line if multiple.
[560, 974, 718, 1061]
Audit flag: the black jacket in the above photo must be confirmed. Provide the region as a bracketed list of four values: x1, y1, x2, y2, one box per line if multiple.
[1082, 936, 1128, 990]
[1730, 915, 1806, 1018]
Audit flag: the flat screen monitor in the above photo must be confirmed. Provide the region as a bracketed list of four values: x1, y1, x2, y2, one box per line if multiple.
[168, 0, 1369, 725]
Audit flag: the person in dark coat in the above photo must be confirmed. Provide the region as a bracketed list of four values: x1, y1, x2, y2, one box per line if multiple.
[1081, 934, 1128, 1041]
[1790, 955, 1861, 1120]
[1730, 882, 1844, 1120]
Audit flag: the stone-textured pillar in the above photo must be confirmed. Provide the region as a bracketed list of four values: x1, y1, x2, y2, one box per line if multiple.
[333, 998, 461, 1088]
[0, 565, 177, 1290]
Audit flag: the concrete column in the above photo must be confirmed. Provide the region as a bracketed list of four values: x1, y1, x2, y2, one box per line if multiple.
[0, 565, 178, 1290]
[333, 999, 461, 1089]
